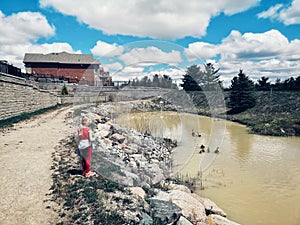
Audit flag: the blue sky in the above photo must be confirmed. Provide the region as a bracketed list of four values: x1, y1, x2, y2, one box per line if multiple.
[1, 0, 300, 86]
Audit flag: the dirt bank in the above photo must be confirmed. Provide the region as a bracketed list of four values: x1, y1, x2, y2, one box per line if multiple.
[0, 106, 74, 225]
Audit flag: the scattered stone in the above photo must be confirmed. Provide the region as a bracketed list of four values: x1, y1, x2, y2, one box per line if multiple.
[150, 199, 182, 224]
[111, 133, 126, 143]
[126, 187, 146, 199]
[176, 216, 194, 225]
[208, 214, 241, 225]
[192, 194, 227, 217]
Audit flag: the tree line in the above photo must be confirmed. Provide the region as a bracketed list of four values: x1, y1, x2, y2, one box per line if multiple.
[180, 64, 300, 114]
[127, 74, 178, 89]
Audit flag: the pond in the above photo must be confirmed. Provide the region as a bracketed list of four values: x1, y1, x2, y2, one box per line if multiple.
[116, 111, 300, 225]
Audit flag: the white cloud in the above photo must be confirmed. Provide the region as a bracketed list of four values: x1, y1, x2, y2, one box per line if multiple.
[103, 62, 123, 71]
[0, 11, 78, 70]
[184, 29, 300, 86]
[278, 0, 300, 25]
[0, 11, 55, 44]
[1, 42, 80, 70]
[39, 0, 259, 39]
[122, 66, 145, 73]
[184, 42, 219, 61]
[220, 29, 289, 60]
[257, 0, 300, 25]
[257, 4, 283, 20]
[91, 40, 124, 57]
[119, 46, 182, 66]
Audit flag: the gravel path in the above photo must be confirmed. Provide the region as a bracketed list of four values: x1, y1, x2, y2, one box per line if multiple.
[0, 106, 74, 225]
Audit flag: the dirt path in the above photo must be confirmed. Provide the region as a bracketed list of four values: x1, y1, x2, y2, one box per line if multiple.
[0, 106, 75, 225]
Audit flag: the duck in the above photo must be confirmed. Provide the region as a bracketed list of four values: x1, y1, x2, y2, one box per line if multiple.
[214, 147, 220, 154]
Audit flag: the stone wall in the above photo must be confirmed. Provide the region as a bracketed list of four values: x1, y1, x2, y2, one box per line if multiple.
[0, 73, 59, 121]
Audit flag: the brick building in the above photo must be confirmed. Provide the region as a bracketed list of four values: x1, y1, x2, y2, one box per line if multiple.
[23, 52, 103, 85]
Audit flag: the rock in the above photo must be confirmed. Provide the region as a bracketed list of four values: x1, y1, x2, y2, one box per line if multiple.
[192, 194, 227, 217]
[126, 187, 146, 199]
[97, 130, 110, 138]
[146, 164, 166, 185]
[168, 190, 207, 224]
[97, 123, 111, 131]
[138, 212, 153, 225]
[149, 199, 182, 224]
[176, 216, 194, 225]
[151, 190, 207, 224]
[208, 214, 240, 225]
[111, 133, 126, 143]
[168, 183, 191, 194]
[110, 123, 122, 133]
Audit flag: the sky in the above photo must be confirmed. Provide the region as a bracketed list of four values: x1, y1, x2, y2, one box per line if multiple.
[0, 0, 300, 86]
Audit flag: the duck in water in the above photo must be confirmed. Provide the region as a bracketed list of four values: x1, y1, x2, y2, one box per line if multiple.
[214, 147, 220, 154]
[199, 144, 205, 153]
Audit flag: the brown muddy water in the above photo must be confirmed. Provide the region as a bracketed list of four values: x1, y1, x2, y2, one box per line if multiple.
[117, 111, 300, 225]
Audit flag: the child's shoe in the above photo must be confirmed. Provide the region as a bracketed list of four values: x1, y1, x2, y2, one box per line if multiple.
[85, 171, 96, 177]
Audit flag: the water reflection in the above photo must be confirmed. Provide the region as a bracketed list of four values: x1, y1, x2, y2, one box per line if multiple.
[227, 122, 252, 163]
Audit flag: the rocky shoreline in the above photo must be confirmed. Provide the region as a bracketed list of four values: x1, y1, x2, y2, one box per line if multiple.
[49, 101, 240, 225]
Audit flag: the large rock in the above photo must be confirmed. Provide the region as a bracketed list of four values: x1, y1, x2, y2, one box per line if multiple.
[97, 123, 111, 131]
[97, 130, 110, 138]
[126, 187, 146, 199]
[208, 214, 241, 225]
[192, 194, 227, 217]
[149, 199, 182, 224]
[168, 183, 191, 194]
[151, 190, 207, 224]
[176, 216, 194, 225]
[168, 190, 207, 224]
[111, 133, 126, 143]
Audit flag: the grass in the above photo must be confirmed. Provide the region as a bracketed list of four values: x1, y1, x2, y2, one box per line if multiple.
[226, 91, 300, 136]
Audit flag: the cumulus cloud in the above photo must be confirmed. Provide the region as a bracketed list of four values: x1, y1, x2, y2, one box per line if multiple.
[103, 62, 123, 71]
[0, 10, 79, 70]
[91, 40, 124, 57]
[257, 0, 300, 25]
[0, 11, 55, 44]
[39, 0, 259, 39]
[184, 42, 219, 61]
[220, 29, 289, 60]
[119, 46, 182, 66]
[184, 29, 300, 86]
[1, 42, 80, 70]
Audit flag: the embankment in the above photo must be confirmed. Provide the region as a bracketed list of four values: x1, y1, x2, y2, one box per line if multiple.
[226, 91, 300, 136]
[49, 102, 240, 225]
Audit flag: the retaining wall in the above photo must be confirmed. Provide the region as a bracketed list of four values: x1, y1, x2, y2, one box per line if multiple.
[0, 73, 59, 121]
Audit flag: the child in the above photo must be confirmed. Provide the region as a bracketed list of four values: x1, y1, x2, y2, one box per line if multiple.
[78, 116, 96, 177]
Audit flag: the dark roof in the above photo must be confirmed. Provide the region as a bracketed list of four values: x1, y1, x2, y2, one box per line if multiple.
[23, 52, 100, 65]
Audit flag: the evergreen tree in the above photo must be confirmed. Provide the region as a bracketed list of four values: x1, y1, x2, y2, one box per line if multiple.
[153, 74, 159, 87]
[256, 76, 271, 91]
[228, 70, 256, 113]
[181, 64, 221, 91]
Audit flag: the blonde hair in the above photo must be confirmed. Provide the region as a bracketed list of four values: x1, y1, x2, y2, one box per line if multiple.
[81, 116, 91, 126]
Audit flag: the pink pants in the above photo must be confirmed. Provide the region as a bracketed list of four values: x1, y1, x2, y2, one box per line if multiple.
[81, 146, 92, 173]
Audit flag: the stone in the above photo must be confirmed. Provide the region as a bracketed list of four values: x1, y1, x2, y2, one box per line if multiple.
[168, 183, 191, 194]
[208, 214, 241, 225]
[97, 130, 110, 138]
[176, 216, 194, 225]
[138, 212, 153, 225]
[192, 194, 227, 217]
[126, 187, 146, 199]
[111, 133, 126, 143]
[152, 190, 207, 223]
[149, 199, 182, 224]
[168, 190, 207, 223]
[97, 123, 111, 131]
